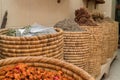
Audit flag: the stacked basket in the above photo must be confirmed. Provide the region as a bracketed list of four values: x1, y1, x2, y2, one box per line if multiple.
[80, 26, 102, 78]
[64, 30, 90, 73]
[0, 28, 64, 60]
[0, 56, 95, 80]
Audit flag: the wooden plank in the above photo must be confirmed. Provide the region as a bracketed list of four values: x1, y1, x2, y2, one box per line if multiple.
[96, 51, 117, 80]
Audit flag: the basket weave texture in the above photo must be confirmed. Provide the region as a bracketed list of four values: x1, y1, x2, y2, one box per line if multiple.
[0, 28, 64, 60]
[63, 30, 91, 75]
[80, 26, 102, 77]
[0, 56, 95, 80]
[110, 21, 119, 58]
[103, 21, 119, 58]
[98, 22, 109, 64]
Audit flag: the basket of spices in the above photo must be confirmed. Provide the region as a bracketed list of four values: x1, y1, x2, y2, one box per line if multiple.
[54, 18, 91, 76]
[0, 24, 64, 60]
[0, 56, 95, 80]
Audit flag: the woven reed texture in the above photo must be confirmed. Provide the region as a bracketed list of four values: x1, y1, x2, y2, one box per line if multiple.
[0, 28, 63, 41]
[0, 28, 64, 60]
[0, 57, 95, 80]
[108, 22, 114, 58]
[113, 22, 119, 52]
[102, 34, 109, 63]
[106, 21, 119, 58]
[99, 22, 109, 64]
[99, 22, 110, 64]
[64, 31, 90, 75]
[0, 35, 63, 45]
[80, 26, 102, 78]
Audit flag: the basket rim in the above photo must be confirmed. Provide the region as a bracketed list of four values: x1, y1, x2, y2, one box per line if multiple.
[64, 31, 89, 34]
[0, 28, 63, 40]
[80, 25, 101, 27]
[0, 56, 95, 80]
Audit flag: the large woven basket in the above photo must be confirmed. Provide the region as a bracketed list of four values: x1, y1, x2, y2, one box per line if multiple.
[0, 28, 64, 60]
[64, 30, 91, 75]
[0, 56, 95, 80]
[80, 26, 102, 78]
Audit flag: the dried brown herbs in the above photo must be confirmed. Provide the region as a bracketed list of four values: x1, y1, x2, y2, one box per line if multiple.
[74, 8, 97, 26]
[54, 18, 83, 31]
[91, 11, 104, 23]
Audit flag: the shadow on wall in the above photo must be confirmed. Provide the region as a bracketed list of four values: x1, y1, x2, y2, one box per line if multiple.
[2, 0, 73, 27]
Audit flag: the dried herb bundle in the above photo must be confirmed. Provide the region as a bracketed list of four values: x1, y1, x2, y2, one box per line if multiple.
[92, 11, 104, 23]
[54, 18, 83, 31]
[74, 8, 97, 26]
[6, 29, 16, 36]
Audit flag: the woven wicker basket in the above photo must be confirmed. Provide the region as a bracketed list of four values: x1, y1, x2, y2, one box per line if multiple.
[80, 26, 102, 77]
[0, 28, 64, 60]
[0, 56, 95, 80]
[64, 30, 91, 76]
